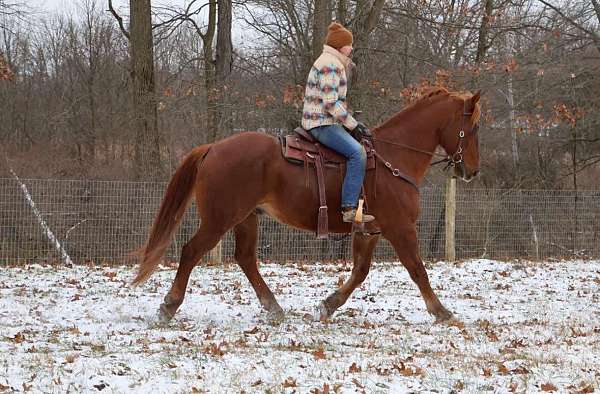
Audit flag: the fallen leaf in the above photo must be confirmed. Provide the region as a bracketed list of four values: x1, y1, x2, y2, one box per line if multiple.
[244, 326, 260, 335]
[541, 382, 557, 392]
[486, 330, 499, 342]
[312, 348, 326, 360]
[64, 354, 77, 364]
[93, 383, 108, 391]
[351, 378, 364, 389]
[498, 363, 510, 375]
[13, 332, 25, 343]
[393, 361, 424, 376]
[283, 377, 297, 388]
[348, 362, 361, 373]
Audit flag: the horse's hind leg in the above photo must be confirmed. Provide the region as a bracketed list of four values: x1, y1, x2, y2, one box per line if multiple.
[159, 224, 225, 322]
[318, 232, 380, 321]
[234, 212, 284, 319]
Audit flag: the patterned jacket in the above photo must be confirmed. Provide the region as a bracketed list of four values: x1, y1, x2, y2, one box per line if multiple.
[301, 45, 358, 131]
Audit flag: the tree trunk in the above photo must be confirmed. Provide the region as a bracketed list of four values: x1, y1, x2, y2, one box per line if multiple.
[337, 0, 347, 25]
[215, 0, 233, 137]
[130, 0, 164, 179]
[204, 0, 217, 142]
[476, 0, 493, 63]
[349, 0, 385, 112]
[312, 0, 330, 60]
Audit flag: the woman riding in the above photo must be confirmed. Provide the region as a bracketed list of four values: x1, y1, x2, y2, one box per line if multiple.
[302, 22, 374, 223]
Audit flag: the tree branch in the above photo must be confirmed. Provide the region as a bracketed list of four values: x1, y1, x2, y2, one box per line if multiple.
[107, 0, 130, 40]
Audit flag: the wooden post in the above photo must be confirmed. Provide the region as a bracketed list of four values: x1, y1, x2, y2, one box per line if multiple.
[209, 241, 223, 265]
[445, 177, 456, 261]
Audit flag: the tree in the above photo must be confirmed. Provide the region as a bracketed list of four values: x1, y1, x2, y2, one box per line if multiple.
[215, 0, 233, 137]
[108, 0, 165, 179]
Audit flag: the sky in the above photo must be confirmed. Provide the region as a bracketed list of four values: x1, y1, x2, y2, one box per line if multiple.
[29, 0, 195, 14]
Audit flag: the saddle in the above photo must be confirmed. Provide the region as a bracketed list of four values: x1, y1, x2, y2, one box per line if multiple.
[280, 127, 376, 239]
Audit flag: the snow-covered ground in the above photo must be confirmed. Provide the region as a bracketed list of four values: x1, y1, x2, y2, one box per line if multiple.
[1, 259, 599, 393]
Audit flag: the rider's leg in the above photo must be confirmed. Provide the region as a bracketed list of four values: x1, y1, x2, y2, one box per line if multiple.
[309, 124, 373, 222]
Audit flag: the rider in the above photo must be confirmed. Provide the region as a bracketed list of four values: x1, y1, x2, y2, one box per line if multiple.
[302, 22, 375, 223]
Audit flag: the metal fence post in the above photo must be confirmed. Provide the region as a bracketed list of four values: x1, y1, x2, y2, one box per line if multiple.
[445, 177, 456, 261]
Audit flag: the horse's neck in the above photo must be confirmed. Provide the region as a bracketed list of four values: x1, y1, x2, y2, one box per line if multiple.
[373, 104, 445, 184]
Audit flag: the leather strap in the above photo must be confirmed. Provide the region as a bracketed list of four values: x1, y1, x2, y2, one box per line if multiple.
[373, 151, 420, 192]
[306, 149, 329, 239]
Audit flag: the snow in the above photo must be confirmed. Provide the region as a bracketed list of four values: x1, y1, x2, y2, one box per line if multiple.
[1, 259, 599, 393]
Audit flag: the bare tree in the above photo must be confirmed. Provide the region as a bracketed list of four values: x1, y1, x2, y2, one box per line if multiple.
[312, 0, 331, 60]
[215, 0, 233, 137]
[108, 0, 165, 179]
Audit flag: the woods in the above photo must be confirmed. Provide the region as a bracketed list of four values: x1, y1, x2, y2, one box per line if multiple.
[0, 0, 598, 189]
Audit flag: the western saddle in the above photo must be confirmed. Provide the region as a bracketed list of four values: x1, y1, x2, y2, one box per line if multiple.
[280, 127, 376, 239]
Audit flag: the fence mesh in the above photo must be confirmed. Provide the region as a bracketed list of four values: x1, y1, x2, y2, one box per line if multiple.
[1, 177, 599, 265]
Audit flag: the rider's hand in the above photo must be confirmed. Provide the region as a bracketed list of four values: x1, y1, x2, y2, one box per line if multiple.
[354, 122, 372, 137]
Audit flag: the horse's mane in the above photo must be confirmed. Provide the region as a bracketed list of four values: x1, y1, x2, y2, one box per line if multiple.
[377, 87, 481, 129]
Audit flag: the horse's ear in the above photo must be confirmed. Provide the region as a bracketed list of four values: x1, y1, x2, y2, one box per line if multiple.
[467, 90, 481, 112]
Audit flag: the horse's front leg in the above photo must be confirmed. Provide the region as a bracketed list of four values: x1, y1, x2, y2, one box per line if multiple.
[386, 226, 454, 322]
[318, 231, 380, 321]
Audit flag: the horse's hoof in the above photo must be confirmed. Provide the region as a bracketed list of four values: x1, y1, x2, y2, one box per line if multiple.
[158, 303, 175, 324]
[434, 308, 455, 324]
[315, 301, 331, 322]
[266, 308, 285, 325]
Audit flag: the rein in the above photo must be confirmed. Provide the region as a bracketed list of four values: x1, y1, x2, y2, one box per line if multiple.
[370, 109, 475, 182]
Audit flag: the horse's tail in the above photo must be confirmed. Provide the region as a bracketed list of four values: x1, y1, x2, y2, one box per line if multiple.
[131, 144, 212, 286]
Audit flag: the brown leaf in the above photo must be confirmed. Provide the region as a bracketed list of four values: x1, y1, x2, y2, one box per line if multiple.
[511, 365, 529, 374]
[486, 330, 499, 342]
[541, 382, 557, 392]
[311, 383, 331, 394]
[283, 377, 297, 388]
[251, 379, 262, 387]
[13, 332, 25, 343]
[204, 343, 225, 357]
[348, 362, 362, 373]
[244, 326, 260, 335]
[498, 363, 510, 375]
[103, 271, 117, 280]
[351, 379, 364, 389]
[577, 384, 594, 394]
[68, 326, 80, 335]
[393, 361, 424, 376]
[312, 348, 326, 360]
[483, 368, 492, 377]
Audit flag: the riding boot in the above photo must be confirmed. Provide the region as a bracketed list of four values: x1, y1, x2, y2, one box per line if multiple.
[342, 207, 375, 223]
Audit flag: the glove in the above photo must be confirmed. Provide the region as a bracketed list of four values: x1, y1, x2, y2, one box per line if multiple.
[353, 122, 372, 138]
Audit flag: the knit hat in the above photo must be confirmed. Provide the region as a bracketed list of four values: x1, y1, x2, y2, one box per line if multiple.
[325, 22, 353, 49]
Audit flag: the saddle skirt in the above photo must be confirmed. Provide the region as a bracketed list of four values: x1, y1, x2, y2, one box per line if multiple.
[281, 127, 375, 169]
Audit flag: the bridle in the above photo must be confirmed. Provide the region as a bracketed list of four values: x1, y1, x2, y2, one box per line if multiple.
[370, 105, 478, 181]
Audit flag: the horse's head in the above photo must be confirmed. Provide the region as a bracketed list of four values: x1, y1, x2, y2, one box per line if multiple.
[439, 90, 482, 182]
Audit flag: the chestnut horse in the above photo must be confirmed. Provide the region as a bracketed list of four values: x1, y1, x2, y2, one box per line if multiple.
[133, 87, 482, 323]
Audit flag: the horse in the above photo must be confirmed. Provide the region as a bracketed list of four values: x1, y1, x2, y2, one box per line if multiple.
[132, 87, 482, 323]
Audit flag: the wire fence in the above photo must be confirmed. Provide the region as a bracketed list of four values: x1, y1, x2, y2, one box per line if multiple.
[1, 177, 599, 265]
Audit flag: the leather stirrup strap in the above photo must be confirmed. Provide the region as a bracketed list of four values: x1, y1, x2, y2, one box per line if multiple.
[312, 153, 329, 239]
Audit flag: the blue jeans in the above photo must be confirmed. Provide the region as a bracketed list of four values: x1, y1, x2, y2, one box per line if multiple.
[309, 124, 367, 209]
